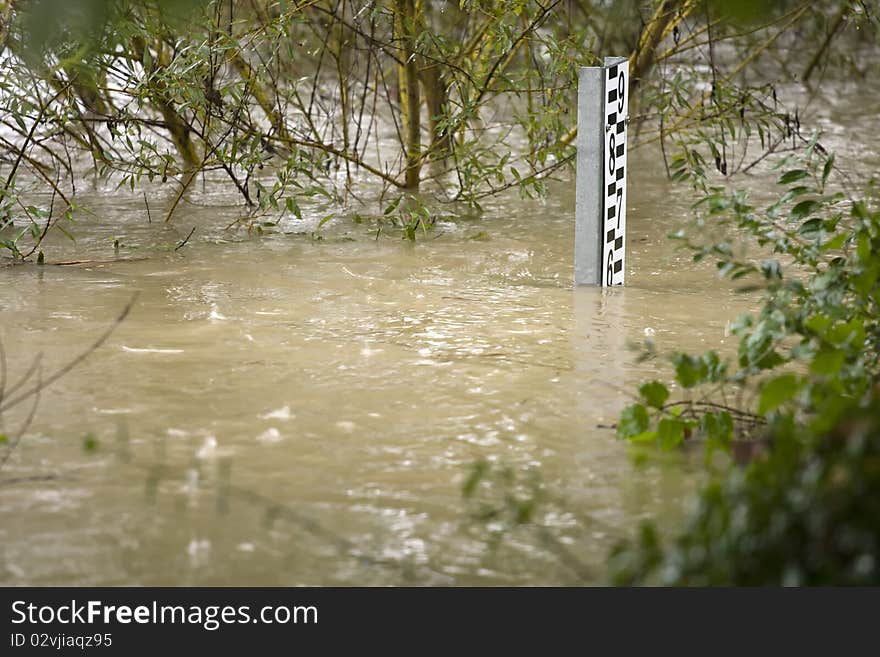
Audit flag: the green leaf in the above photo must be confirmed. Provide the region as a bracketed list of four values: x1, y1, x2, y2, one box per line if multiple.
[798, 218, 823, 238]
[778, 169, 809, 185]
[758, 374, 801, 414]
[383, 196, 402, 215]
[804, 313, 831, 336]
[618, 404, 650, 439]
[754, 349, 786, 370]
[827, 319, 864, 347]
[791, 199, 821, 221]
[657, 419, 685, 450]
[781, 185, 812, 202]
[810, 347, 846, 377]
[821, 233, 846, 252]
[12, 112, 26, 133]
[700, 411, 734, 449]
[639, 381, 670, 409]
[0, 433, 7, 444]
[853, 262, 880, 298]
[673, 353, 707, 388]
[821, 153, 835, 185]
[702, 351, 727, 382]
[285, 197, 303, 220]
[627, 430, 659, 443]
[857, 232, 871, 262]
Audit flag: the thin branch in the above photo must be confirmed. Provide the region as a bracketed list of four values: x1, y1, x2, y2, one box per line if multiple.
[0, 366, 41, 471]
[0, 293, 139, 414]
[174, 225, 197, 251]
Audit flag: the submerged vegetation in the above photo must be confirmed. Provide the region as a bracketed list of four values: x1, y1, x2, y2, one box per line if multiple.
[2, 0, 874, 255]
[1, 0, 645, 254]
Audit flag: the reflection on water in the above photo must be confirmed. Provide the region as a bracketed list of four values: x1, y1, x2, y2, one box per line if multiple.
[1, 75, 878, 585]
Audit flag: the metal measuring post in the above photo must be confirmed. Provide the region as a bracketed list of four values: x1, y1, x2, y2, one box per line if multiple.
[575, 57, 629, 286]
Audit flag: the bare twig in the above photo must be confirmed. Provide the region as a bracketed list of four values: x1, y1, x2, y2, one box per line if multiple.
[0, 366, 41, 471]
[174, 226, 197, 251]
[0, 293, 139, 414]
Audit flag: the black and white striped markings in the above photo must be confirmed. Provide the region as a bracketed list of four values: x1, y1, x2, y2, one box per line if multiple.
[602, 60, 628, 286]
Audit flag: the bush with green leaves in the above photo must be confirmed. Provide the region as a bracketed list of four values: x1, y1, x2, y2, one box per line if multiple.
[608, 387, 880, 585]
[617, 139, 880, 454]
[610, 132, 880, 583]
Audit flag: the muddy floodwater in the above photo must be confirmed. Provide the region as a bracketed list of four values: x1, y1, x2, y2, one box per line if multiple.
[1, 75, 878, 585]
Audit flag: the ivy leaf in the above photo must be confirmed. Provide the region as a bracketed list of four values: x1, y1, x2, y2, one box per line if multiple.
[639, 381, 670, 409]
[758, 374, 801, 414]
